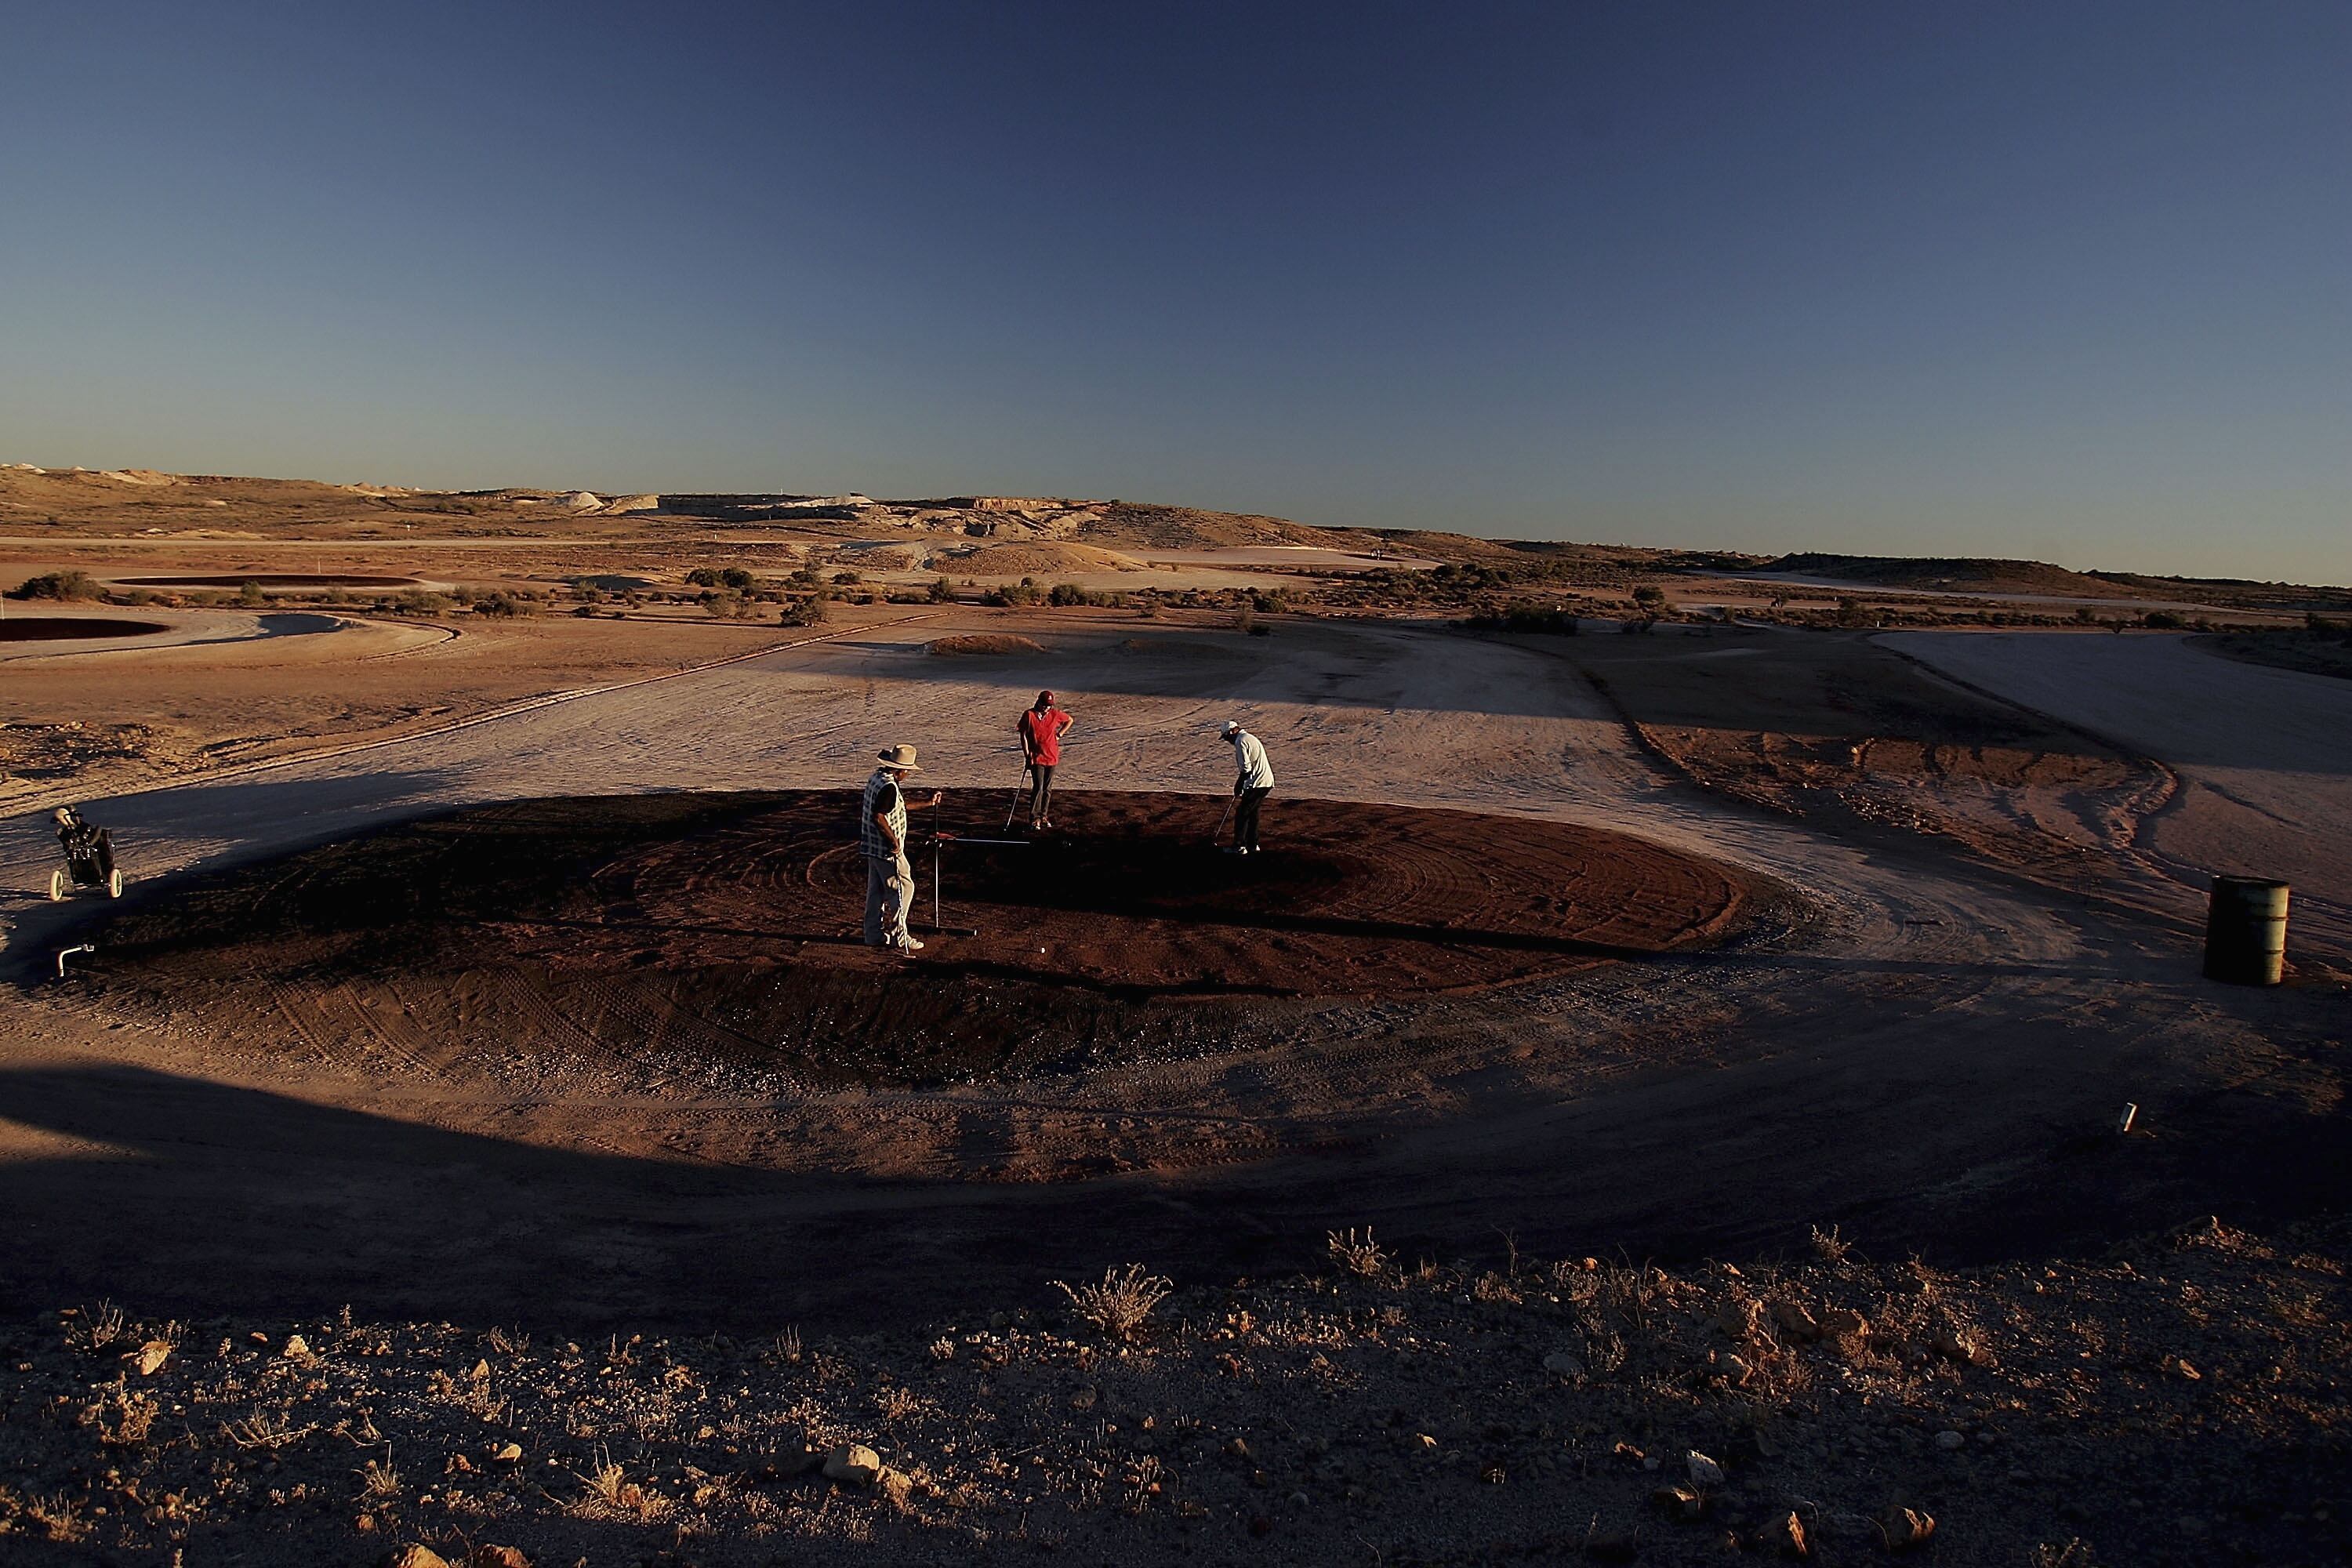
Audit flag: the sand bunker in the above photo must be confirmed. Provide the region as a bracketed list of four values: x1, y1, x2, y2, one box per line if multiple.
[82, 791, 1760, 1087]
[0, 616, 170, 643]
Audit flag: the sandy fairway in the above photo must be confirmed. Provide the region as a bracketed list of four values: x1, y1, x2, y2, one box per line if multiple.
[0, 615, 2343, 1335]
[1887, 630, 2352, 959]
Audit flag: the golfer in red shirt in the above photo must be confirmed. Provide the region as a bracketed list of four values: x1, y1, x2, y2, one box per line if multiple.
[1017, 690, 1075, 830]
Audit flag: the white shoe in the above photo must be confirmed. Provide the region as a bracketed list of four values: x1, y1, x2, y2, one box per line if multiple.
[894, 936, 925, 953]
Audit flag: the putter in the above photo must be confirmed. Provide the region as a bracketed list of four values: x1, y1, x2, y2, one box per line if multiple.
[1210, 795, 1236, 847]
[1003, 755, 1033, 831]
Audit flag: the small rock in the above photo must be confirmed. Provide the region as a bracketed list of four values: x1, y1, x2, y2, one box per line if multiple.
[489, 1442, 523, 1464]
[470, 1359, 492, 1381]
[445, 1454, 474, 1475]
[1687, 1450, 1725, 1488]
[1816, 1308, 1868, 1341]
[1933, 1429, 1966, 1452]
[355, 1514, 376, 1533]
[823, 1443, 884, 1486]
[2174, 1358, 2203, 1381]
[382, 1548, 450, 1568]
[1642, 1455, 1662, 1472]
[1770, 1300, 1821, 1341]
[1651, 1485, 1708, 1523]
[1881, 1507, 1936, 1550]
[1412, 1432, 1437, 1451]
[1717, 1352, 1753, 1383]
[1929, 1328, 1995, 1368]
[282, 1334, 310, 1357]
[135, 1340, 172, 1377]
[1542, 1350, 1587, 1379]
[877, 1468, 914, 1508]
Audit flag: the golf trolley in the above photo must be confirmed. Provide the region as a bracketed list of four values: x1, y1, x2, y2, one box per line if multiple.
[49, 805, 124, 902]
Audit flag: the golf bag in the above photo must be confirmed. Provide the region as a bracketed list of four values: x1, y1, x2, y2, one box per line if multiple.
[50, 806, 123, 901]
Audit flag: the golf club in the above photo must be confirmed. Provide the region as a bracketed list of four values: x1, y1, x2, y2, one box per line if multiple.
[928, 824, 1029, 936]
[1210, 794, 1235, 847]
[1003, 753, 1033, 831]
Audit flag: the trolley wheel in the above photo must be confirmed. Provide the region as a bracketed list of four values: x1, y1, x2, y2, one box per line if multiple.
[107, 869, 125, 898]
[49, 869, 67, 902]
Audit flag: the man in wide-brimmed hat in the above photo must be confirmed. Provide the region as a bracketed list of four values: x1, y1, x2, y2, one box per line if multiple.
[862, 744, 941, 951]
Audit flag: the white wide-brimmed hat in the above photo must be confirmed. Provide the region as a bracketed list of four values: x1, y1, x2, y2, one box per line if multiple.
[877, 744, 923, 771]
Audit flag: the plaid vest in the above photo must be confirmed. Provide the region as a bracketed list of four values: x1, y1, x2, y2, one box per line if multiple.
[860, 770, 907, 861]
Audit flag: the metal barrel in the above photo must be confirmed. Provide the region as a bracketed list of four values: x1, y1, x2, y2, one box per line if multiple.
[2203, 876, 2290, 985]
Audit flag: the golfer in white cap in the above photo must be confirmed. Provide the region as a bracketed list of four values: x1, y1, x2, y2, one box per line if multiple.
[1220, 720, 1274, 855]
[862, 744, 941, 950]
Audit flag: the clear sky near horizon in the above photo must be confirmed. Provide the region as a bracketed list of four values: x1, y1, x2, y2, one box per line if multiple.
[3, 2, 2345, 583]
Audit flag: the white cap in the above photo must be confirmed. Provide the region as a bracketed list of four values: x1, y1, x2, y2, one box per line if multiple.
[1220, 720, 1243, 735]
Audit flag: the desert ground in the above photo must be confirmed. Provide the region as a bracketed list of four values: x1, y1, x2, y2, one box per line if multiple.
[1, 476, 2347, 1565]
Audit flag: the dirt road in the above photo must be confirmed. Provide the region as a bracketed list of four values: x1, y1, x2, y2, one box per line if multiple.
[0, 616, 2342, 1333]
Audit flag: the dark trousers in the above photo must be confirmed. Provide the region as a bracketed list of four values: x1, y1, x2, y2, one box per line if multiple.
[1026, 763, 1055, 822]
[1234, 786, 1271, 850]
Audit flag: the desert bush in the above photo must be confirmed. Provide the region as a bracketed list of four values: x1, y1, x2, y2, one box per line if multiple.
[238, 580, 267, 606]
[1048, 581, 1087, 606]
[1632, 583, 1666, 608]
[832, 569, 862, 586]
[781, 595, 829, 627]
[1467, 601, 1579, 634]
[928, 575, 958, 603]
[2143, 611, 2185, 630]
[472, 592, 535, 617]
[223, 1406, 318, 1451]
[1327, 1227, 1389, 1279]
[702, 591, 747, 619]
[390, 589, 455, 615]
[1809, 1223, 1852, 1263]
[1054, 1263, 1174, 1341]
[64, 1301, 127, 1353]
[9, 570, 98, 601]
[354, 1451, 401, 1504]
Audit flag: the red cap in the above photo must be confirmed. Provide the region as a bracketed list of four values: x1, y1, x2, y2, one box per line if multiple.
[1036, 690, 1055, 706]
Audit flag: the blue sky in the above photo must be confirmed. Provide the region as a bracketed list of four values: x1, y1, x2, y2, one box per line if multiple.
[3, 2, 2345, 581]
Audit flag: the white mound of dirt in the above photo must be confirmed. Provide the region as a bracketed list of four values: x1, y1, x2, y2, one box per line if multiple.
[960, 541, 1144, 575]
[605, 494, 661, 514]
[561, 490, 603, 511]
[100, 469, 177, 486]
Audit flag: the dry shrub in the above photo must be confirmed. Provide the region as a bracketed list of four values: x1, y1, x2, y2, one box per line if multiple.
[1055, 1264, 1174, 1341]
[355, 1452, 401, 1504]
[927, 633, 1047, 656]
[1327, 1227, 1389, 1279]
[21, 1490, 90, 1543]
[223, 1407, 318, 1451]
[65, 1301, 127, 1353]
[1809, 1223, 1853, 1262]
[572, 1447, 668, 1521]
[82, 1384, 159, 1447]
